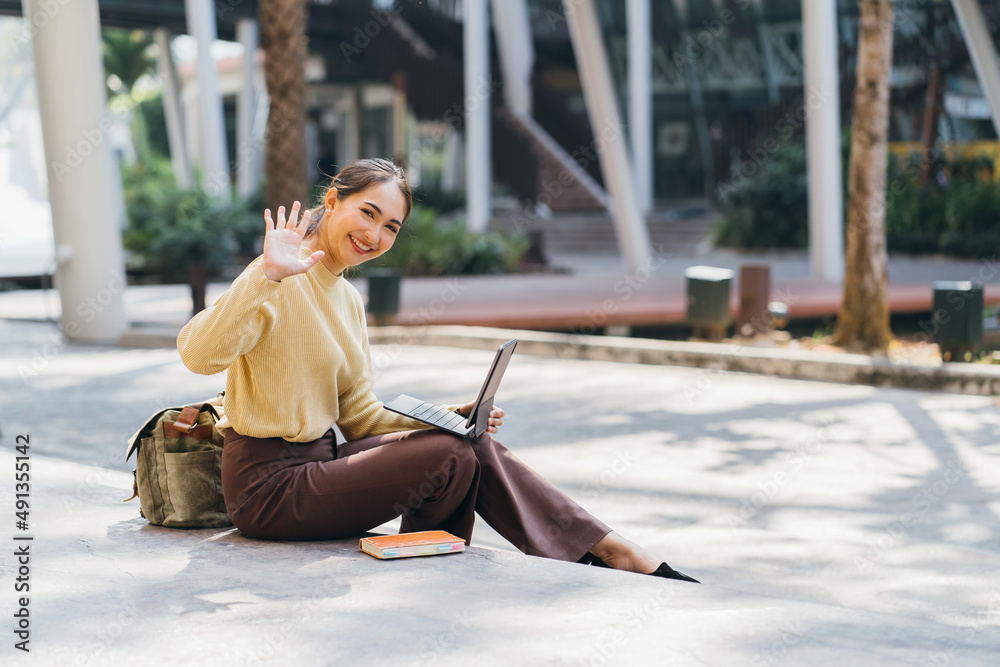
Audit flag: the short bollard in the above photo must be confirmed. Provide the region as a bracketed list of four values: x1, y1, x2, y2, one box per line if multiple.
[367, 268, 401, 326]
[929, 281, 983, 362]
[685, 265, 734, 341]
[738, 265, 771, 337]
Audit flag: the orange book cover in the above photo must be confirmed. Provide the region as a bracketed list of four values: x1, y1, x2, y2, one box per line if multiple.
[359, 530, 466, 559]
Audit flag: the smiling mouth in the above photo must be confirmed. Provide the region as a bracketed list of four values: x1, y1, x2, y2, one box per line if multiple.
[349, 234, 375, 254]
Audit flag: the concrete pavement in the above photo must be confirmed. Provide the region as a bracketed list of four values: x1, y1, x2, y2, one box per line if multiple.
[1, 318, 999, 665]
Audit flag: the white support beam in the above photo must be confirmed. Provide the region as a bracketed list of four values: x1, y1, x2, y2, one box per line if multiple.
[347, 85, 363, 161]
[563, 0, 652, 273]
[236, 18, 261, 199]
[802, 0, 844, 283]
[186, 0, 230, 202]
[23, 0, 126, 342]
[392, 72, 407, 165]
[950, 0, 1000, 140]
[627, 0, 653, 214]
[464, 0, 491, 233]
[154, 28, 192, 190]
[441, 128, 463, 192]
[490, 0, 534, 117]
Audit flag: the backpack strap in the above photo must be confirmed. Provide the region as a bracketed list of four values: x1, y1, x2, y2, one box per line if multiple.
[172, 405, 202, 433]
[125, 401, 222, 462]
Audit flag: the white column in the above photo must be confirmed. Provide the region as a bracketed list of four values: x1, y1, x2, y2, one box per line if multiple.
[490, 0, 533, 117]
[186, 0, 230, 202]
[236, 18, 261, 199]
[23, 0, 126, 342]
[441, 128, 463, 192]
[392, 73, 407, 164]
[405, 114, 422, 187]
[464, 0, 491, 233]
[153, 28, 192, 189]
[563, 0, 652, 273]
[802, 0, 844, 282]
[627, 0, 653, 213]
[950, 0, 1000, 140]
[346, 85, 363, 160]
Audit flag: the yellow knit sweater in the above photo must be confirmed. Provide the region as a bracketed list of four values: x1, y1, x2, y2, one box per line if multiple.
[177, 256, 427, 442]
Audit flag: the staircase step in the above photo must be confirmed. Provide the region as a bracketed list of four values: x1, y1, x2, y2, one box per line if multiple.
[495, 209, 719, 256]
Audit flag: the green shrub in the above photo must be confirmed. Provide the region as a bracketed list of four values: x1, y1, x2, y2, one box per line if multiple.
[885, 153, 1000, 257]
[411, 186, 465, 215]
[713, 140, 1000, 258]
[122, 160, 258, 281]
[712, 142, 809, 249]
[883, 154, 948, 255]
[135, 93, 170, 160]
[362, 206, 529, 277]
[123, 161, 526, 279]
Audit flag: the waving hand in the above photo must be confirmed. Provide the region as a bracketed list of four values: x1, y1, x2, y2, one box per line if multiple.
[260, 201, 325, 282]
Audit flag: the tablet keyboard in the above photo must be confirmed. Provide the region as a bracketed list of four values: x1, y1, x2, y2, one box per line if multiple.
[412, 402, 466, 429]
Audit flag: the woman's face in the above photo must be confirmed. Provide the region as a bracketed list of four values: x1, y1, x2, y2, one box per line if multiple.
[314, 179, 406, 275]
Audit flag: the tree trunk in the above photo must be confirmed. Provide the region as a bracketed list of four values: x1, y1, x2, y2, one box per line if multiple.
[259, 0, 309, 211]
[188, 263, 208, 316]
[831, 0, 894, 354]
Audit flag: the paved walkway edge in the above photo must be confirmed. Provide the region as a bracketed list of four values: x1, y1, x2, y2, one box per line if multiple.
[364, 325, 1000, 396]
[116, 322, 999, 395]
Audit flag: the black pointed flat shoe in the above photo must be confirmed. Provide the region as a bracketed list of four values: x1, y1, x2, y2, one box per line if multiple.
[579, 553, 699, 583]
[577, 552, 611, 568]
[649, 562, 700, 583]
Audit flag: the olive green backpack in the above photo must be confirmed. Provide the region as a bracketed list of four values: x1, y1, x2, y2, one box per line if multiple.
[125, 395, 231, 528]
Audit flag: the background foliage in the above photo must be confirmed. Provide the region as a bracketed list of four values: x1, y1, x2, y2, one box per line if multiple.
[122, 160, 259, 282]
[712, 142, 809, 249]
[359, 203, 529, 277]
[712, 140, 1000, 258]
[121, 161, 528, 280]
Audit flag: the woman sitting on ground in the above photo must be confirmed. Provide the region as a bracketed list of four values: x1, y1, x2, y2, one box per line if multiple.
[177, 158, 697, 583]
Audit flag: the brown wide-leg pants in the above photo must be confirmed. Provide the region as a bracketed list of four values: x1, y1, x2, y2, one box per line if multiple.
[221, 427, 611, 562]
